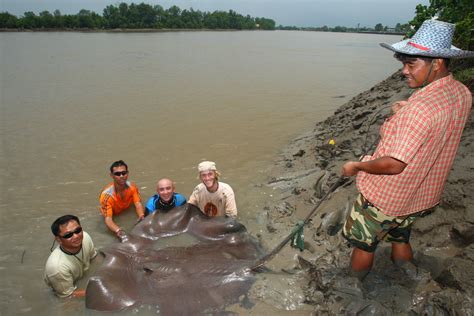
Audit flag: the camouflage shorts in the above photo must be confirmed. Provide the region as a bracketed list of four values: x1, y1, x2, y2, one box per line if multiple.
[342, 194, 428, 252]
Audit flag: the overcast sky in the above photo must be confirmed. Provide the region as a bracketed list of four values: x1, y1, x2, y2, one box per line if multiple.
[1, 0, 430, 27]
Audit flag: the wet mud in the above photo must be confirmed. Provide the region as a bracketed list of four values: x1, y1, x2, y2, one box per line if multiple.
[252, 71, 474, 314]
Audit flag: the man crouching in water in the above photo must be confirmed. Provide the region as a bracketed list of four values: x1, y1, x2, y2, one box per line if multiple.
[44, 215, 97, 297]
[188, 161, 237, 218]
[99, 160, 145, 240]
[341, 20, 473, 279]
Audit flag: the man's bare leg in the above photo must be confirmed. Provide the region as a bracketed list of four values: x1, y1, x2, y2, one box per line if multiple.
[391, 242, 413, 264]
[349, 247, 375, 280]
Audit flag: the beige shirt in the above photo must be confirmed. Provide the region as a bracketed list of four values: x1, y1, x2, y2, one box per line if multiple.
[188, 182, 237, 218]
[44, 232, 97, 297]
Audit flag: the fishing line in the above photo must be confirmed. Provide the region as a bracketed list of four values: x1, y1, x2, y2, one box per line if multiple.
[251, 102, 394, 271]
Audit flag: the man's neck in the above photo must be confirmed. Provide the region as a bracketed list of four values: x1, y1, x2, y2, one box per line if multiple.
[114, 182, 127, 192]
[424, 64, 450, 87]
[432, 70, 450, 82]
[60, 244, 82, 255]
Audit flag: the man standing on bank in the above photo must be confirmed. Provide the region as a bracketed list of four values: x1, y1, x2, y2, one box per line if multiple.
[44, 215, 97, 298]
[145, 178, 187, 215]
[99, 160, 145, 239]
[188, 161, 237, 218]
[341, 19, 473, 279]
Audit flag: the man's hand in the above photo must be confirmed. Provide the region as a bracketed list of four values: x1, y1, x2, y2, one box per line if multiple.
[392, 101, 408, 114]
[116, 229, 129, 243]
[341, 161, 360, 177]
[72, 289, 86, 298]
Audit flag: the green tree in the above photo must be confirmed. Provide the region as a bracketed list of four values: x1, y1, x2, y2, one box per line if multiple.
[103, 5, 120, 28]
[38, 11, 54, 27]
[394, 22, 411, 33]
[333, 25, 347, 32]
[19, 11, 40, 28]
[53, 10, 64, 28]
[181, 8, 204, 28]
[164, 5, 182, 28]
[136, 3, 158, 28]
[63, 14, 79, 28]
[408, 4, 437, 35]
[256, 17, 275, 30]
[374, 23, 384, 32]
[0, 12, 18, 28]
[77, 9, 103, 28]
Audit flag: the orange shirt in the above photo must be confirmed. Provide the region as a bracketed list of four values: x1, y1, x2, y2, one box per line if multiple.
[99, 181, 141, 217]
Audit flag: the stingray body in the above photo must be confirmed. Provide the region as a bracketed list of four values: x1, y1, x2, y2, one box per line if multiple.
[86, 204, 264, 314]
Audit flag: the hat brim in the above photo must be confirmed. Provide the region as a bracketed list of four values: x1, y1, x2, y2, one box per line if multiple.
[380, 40, 474, 59]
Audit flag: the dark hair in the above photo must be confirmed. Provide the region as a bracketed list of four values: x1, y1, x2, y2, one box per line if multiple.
[109, 160, 128, 173]
[394, 53, 450, 67]
[51, 215, 80, 236]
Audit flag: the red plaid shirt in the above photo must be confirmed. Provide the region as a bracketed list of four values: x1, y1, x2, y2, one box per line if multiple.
[357, 74, 472, 216]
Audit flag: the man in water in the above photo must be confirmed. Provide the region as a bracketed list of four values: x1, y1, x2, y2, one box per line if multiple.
[188, 161, 237, 217]
[44, 215, 97, 298]
[145, 178, 187, 215]
[341, 19, 473, 279]
[99, 160, 145, 239]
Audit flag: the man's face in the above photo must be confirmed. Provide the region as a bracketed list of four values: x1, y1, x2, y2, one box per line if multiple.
[57, 220, 83, 251]
[111, 165, 128, 186]
[401, 57, 434, 88]
[157, 179, 174, 202]
[200, 170, 217, 190]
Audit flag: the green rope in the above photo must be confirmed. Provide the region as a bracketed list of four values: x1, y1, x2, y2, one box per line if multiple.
[290, 220, 305, 251]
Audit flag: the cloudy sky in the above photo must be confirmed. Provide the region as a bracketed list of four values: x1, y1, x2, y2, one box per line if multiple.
[1, 0, 430, 27]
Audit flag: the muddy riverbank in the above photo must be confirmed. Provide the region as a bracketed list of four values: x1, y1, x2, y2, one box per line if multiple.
[256, 70, 474, 314]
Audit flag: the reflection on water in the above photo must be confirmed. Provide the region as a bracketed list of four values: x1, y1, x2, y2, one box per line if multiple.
[0, 30, 402, 314]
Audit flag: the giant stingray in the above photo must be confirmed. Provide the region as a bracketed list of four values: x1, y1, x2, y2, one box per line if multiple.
[86, 204, 265, 314]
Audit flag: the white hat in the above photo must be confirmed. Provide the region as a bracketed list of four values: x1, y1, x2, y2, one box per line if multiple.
[380, 19, 474, 59]
[198, 161, 217, 172]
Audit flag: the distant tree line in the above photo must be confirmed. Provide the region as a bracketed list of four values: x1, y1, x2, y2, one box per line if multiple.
[277, 22, 411, 34]
[278, 0, 472, 52]
[0, 2, 276, 30]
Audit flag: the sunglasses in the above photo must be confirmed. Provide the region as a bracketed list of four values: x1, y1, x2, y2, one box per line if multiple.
[60, 226, 83, 239]
[113, 171, 128, 177]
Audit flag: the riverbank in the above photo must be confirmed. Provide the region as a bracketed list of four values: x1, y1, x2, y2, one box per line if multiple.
[258, 70, 474, 314]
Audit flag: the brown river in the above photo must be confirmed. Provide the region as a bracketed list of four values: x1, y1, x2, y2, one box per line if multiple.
[0, 30, 401, 315]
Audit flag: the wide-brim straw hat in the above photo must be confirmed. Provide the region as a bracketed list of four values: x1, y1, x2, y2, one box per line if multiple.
[380, 19, 474, 59]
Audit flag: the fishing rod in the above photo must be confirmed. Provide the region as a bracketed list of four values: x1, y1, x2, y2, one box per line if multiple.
[251, 103, 394, 271]
[251, 176, 348, 270]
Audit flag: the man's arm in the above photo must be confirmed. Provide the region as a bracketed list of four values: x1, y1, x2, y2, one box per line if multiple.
[341, 156, 407, 177]
[46, 270, 79, 298]
[187, 187, 198, 206]
[131, 185, 145, 220]
[134, 201, 145, 220]
[392, 100, 408, 114]
[71, 289, 86, 298]
[224, 188, 238, 218]
[104, 216, 122, 236]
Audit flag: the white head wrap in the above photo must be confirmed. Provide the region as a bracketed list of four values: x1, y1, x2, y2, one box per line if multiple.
[198, 161, 217, 172]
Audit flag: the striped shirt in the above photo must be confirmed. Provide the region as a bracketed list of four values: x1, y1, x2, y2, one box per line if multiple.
[357, 74, 471, 216]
